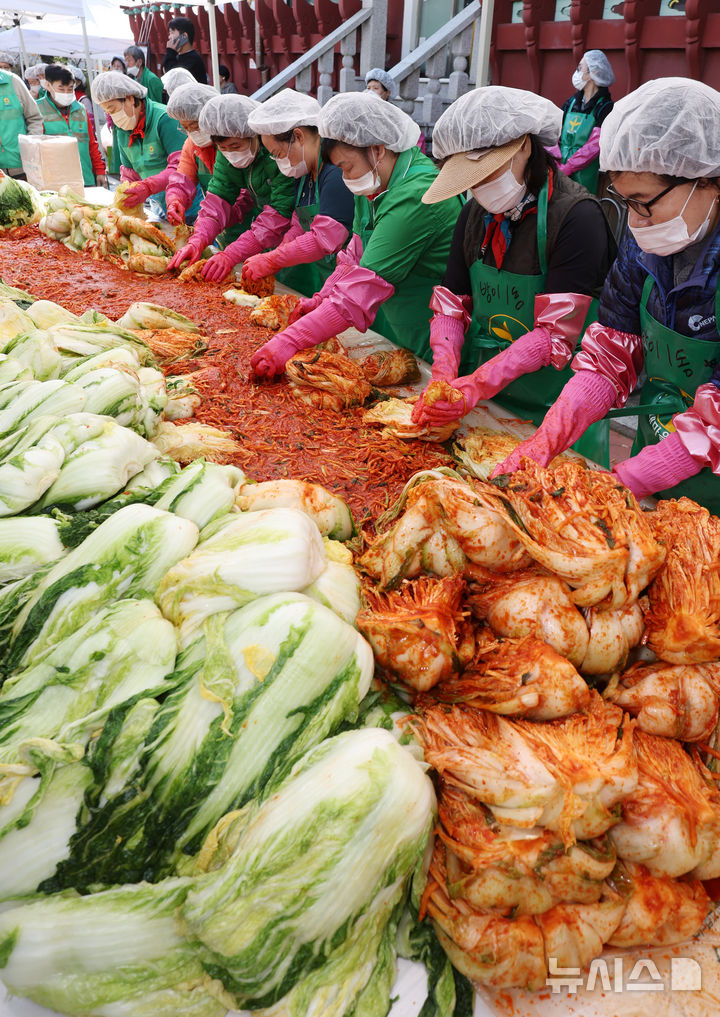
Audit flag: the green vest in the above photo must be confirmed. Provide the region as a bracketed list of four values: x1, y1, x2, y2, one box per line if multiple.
[140, 66, 163, 105]
[115, 100, 185, 213]
[0, 72, 27, 171]
[628, 275, 720, 513]
[37, 94, 95, 186]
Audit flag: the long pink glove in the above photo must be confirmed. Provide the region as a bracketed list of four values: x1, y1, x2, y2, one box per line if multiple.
[546, 142, 562, 161]
[242, 215, 349, 281]
[571, 321, 644, 399]
[251, 267, 394, 378]
[559, 127, 601, 176]
[121, 177, 162, 207]
[491, 370, 618, 475]
[287, 233, 364, 324]
[614, 383, 720, 497]
[613, 435, 700, 500]
[428, 286, 472, 382]
[119, 166, 141, 184]
[167, 191, 231, 271]
[414, 292, 592, 425]
[220, 205, 292, 267]
[165, 168, 199, 213]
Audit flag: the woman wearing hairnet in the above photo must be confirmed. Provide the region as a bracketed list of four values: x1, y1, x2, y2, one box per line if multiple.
[249, 92, 462, 378]
[412, 87, 613, 460]
[548, 50, 614, 193]
[496, 78, 720, 511]
[119, 83, 215, 224]
[365, 67, 427, 152]
[161, 67, 196, 99]
[240, 89, 355, 295]
[91, 71, 187, 217]
[167, 94, 296, 282]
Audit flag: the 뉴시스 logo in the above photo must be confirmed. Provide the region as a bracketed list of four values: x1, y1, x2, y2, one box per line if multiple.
[546, 955, 703, 994]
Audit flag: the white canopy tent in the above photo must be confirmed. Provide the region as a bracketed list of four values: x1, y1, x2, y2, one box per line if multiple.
[0, 23, 133, 63]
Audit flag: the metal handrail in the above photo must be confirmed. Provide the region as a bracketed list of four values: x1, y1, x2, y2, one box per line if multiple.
[250, 6, 371, 102]
[388, 0, 481, 85]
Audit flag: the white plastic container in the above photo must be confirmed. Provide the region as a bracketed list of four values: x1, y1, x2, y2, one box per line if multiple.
[18, 134, 84, 196]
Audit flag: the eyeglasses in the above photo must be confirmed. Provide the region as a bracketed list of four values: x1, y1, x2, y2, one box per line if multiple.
[606, 180, 683, 218]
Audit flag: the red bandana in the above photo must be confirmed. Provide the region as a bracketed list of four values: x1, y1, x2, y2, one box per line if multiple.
[128, 112, 146, 147]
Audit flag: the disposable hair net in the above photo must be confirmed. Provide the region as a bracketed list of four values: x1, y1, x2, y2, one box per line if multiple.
[247, 88, 321, 134]
[364, 67, 397, 99]
[432, 86, 562, 160]
[318, 92, 419, 152]
[161, 67, 196, 96]
[0, 52, 15, 66]
[199, 93, 260, 138]
[583, 50, 614, 87]
[167, 82, 218, 123]
[600, 77, 720, 178]
[91, 70, 147, 103]
[26, 64, 47, 80]
[68, 65, 86, 85]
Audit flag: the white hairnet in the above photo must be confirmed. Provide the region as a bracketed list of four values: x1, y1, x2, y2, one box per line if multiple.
[161, 67, 196, 96]
[91, 70, 147, 103]
[600, 77, 720, 178]
[0, 52, 15, 66]
[582, 50, 614, 87]
[199, 93, 260, 138]
[25, 63, 46, 80]
[432, 86, 562, 160]
[68, 65, 86, 85]
[364, 67, 397, 99]
[167, 82, 218, 123]
[318, 92, 419, 152]
[247, 88, 321, 135]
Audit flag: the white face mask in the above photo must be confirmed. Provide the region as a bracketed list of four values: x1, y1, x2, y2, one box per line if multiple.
[29, 84, 40, 98]
[471, 157, 527, 214]
[343, 148, 381, 196]
[39, 78, 47, 89]
[223, 146, 255, 168]
[53, 91, 75, 108]
[189, 129, 212, 148]
[572, 68, 586, 91]
[275, 140, 308, 179]
[630, 182, 716, 256]
[111, 107, 138, 131]
[127, 65, 140, 77]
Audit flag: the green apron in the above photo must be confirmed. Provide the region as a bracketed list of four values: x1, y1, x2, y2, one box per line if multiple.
[276, 156, 331, 297]
[37, 96, 95, 186]
[559, 108, 598, 194]
[357, 160, 440, 361]
[461, 181, 609, 464]
[0, 72, 28, 172]
[628, 274, 720, 512]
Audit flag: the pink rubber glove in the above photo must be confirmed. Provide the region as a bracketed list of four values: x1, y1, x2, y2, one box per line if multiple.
[242, 251, 279, 282]
[613, 433, 701, 500]
[673, 382, 720, 473]
[201, 251, 235, 283]
[561, 128, 601, 177]
[167, 236, 206, 272]
[251, 265, 394, 378]
[222, 205, 292, 265]
[491, 370, 618, 475]
[286, 233, 365, 324]
[546, 142, 562, 161]
[415, 292, 592, 425]
[166, 199, 186, 226]
[166, 169, 199, 213]
[572, 322, 644, 403]
[250, 300, 352, 378]
[229, 189, 254, 227]
[428, 286, 472, 382]
[120, 178, 157, 207]
[119, 166, 141, 184]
